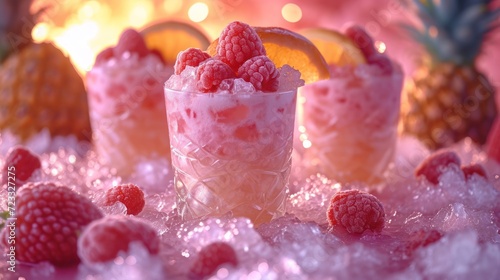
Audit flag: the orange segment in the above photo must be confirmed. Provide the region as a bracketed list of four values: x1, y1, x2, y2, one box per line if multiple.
[299, 28, 366, 67]
[140, 20, 211, 66]
[207, 27, 330, 84]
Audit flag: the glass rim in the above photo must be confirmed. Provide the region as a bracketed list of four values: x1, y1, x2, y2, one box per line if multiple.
[164, 85, 297, 97]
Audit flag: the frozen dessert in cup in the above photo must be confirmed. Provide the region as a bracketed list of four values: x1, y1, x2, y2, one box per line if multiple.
[86, 29, 172, 176]
[301, 26, 403, 184]
[165, 21, 306, 225]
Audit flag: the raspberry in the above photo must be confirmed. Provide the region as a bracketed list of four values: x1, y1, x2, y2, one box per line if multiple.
[77, 215, 160, 266]
[327, 189, 385, 234]
[344, 25, 377, 59]
[1, 182, 103, 266]
[174, 48, 210, 75]
[196, 59, 236, 92]
[414, 150, 461, 185]
[1, 146, 41, 187]
[461, 164, 488, 180]
[368, 54, 393, 74]
[114, 28, 149, 59]
[237, 55, 279, 91]
[94, 47, 115, 66]
[189, 242, 238, 279]
[217, 21, 266, 72]
[104, 183, 145, 215]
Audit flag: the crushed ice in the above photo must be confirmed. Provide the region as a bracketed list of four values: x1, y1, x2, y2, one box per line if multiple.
[1, 131, 500, 279]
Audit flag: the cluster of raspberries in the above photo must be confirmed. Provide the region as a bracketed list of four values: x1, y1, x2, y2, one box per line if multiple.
[174, 21, 280, 92]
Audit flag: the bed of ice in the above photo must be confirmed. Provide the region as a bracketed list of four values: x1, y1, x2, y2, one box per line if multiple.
[1, 130, 500, 280]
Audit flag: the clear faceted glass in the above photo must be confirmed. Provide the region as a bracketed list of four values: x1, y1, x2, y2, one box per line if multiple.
[302, 64, 403, 184]
[165, 87, 297, 225]
[86, 55, 172, 176]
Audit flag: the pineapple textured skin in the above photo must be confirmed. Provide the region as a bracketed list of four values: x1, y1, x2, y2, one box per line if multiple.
[0, 42, 92, 141]
[402, 62, 497, 149]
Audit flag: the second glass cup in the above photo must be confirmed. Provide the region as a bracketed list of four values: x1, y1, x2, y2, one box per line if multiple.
[165, 88, 297, 226]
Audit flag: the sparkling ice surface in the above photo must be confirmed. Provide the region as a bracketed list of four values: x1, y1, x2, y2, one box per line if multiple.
[1, 133, 500, 279]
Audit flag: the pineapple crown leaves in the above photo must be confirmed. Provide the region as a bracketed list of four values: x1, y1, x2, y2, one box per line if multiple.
[404, 0, 500, 66]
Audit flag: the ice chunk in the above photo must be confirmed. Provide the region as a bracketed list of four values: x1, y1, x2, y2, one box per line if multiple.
[415, 230, 500, 279]
[277, 65, 305, 92]
[287, 174, 341, 224]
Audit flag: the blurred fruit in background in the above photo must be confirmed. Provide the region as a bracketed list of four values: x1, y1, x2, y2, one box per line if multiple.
[0, 0, 92, 144]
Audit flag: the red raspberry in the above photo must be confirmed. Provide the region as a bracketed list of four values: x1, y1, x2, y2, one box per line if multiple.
[402, 229, 442, 256]
[189, 242, 238, 279]
[104, 183, 145, 215]
[174, 48, 211, 75]
[1, 146, 41, 187]
[368, 54, 393, 74]
[461, 164, 488, 180]
[94, 47, 115, 66]
[77, 215, 160, 266]
[1, 182, 103, 266]
[344, 25, 377, 59]
[486, 118, 500, 163]
[327, 189, 385, 234]
[414, 150, 461, 185]
[114, 28, 149, 58]
[196, 59, 236, 92]
[237, 55, 280, 91]
[217, 21, 266, 72]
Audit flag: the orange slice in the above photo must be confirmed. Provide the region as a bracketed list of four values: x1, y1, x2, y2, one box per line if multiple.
[299, 28, 366, 67]
[207, 27, 330, 84]
[140, 20, 211, 66]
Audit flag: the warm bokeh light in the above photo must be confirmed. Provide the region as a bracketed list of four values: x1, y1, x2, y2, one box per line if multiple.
[129, 2, 153, 27]
[281, 3, 302, 23]
[375, 41, 386, 53]
[78, 1, 101, 20]
[54, 21, 99, 73]
[188, 2, 209, 23]
[32, 22, 50, 42]
[163, 0, 183, 15]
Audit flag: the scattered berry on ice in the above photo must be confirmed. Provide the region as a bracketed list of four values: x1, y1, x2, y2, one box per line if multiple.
[327, 189, 385, 234]
[1, 146, 41, 187]
[77, 215, 159, 266]
[104, 183, 146, 215]
[1, 182, 103, 266]
[414, 150, 461, 185]
[189, 242, 238, 278]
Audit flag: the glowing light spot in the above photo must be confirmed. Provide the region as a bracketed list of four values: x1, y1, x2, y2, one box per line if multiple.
[216, 268, 229, 278]
[68, 155, 76, 164]
[129, 2, 153, 27]
[53, 22, 99, 73]
[32, 23, 50, 42]
[281, 3, 302, 23]
[188, 2, 209, 22]
[125, 255, 137, 265]
[303, 139, 312, 149]
[163, 0, 183, 14]
[114, 256, 124, 265]
[78, 0, 101, 19]
[375, 41, 386, 53]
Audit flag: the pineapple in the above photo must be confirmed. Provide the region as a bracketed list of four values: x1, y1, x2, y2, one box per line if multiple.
[0, 0, 92, 142]
[402, 0, 498, 150]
